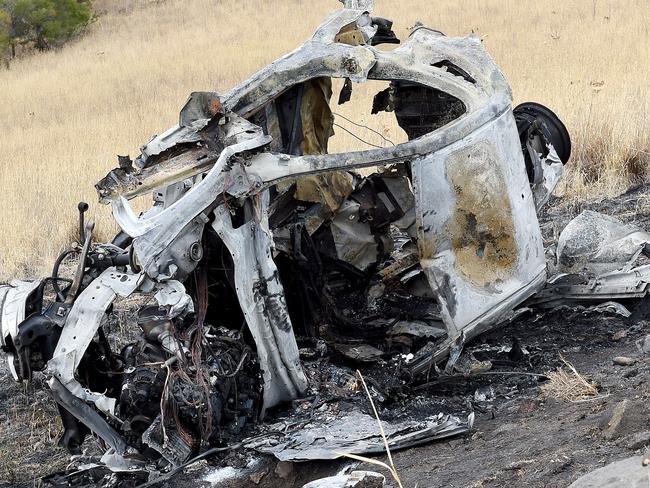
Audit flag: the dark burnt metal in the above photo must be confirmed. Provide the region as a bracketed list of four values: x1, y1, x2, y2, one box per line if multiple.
[514, 102, 572, 165]
[77, 201, 89, 243]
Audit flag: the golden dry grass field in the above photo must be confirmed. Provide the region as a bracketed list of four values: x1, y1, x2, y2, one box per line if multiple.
[0, 0, 649, 281]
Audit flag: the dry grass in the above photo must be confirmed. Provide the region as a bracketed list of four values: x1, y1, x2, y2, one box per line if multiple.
[336, 370, 404, 488]
[541, 369, 599, 402]
[0, 375, 68, 485]
[540, 356, 599, 402]
[0, 0, 649, 281]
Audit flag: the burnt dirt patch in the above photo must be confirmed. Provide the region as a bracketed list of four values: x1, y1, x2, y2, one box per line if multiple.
[386, 308, 650, 488]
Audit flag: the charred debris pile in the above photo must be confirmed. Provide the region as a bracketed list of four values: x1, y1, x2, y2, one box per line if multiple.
[0, 1, 648, 486]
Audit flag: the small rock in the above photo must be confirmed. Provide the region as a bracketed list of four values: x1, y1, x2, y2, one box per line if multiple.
[347, 471, 385, 487]
[505, 459, 536, 471]
[569, 456, 650, 487]
[643, 458, 650, 466]
[638, 335, 650, 354]
[493, 422, 519, 437]
[612, 356, 636, 366]
[598, 400, 650, 441]
[447, 438, 464, 448]
[600, 399, 629, 440]
[275, 461, 294, 480]
[623, 368, 639, 379]
[621, 431, 650, 450]
[611, 330, 627, 342]
[519, 399, 539, 415]
[249, 468, 268, 485]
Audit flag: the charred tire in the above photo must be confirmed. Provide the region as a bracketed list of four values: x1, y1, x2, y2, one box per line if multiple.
[514, 102, 572, 165]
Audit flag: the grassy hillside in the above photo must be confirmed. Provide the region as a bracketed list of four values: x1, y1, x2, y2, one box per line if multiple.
[0, 0, 648, 280]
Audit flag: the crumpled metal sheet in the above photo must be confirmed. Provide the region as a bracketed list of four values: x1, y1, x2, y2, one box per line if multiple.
[557, 210, 650, 274]
[330, 199, 378, 270]
[410, 116, 546, 369]
[528, 211, 650, 308]
[178, 91, 223, 130]
[303, 471, 385, 488]
[389, 320, 446, 339]
[587, 301, 632, 317]
[530, 145, 564, 210]
[529, 263, 650, 308]
[0, 280, 41, 347]
[212, 194, 308, 413]
[0, 280, 42, 380]
[247, 409, 473, 461]
[153, 280, 195, 317]
[112, 127, 271, 281]
[332, 343, 384, 362]
[47, 268, 146, 416]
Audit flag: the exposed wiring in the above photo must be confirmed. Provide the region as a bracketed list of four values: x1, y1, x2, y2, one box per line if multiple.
[333, 123, 384, 149]
[333, 111, 396, 146]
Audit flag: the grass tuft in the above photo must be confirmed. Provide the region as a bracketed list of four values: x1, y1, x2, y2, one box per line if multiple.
[540, 355, 599, 402]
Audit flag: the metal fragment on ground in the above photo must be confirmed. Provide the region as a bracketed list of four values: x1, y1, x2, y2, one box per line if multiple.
[556, 210, 650, 274]
[303, 471, 386, 488]
[247, 410, 474, 461]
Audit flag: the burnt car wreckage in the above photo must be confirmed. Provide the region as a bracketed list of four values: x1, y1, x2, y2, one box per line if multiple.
[1, 0, 649, 483]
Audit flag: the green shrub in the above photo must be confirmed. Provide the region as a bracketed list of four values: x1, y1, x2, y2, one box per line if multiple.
[0, 8, 10, 65]
[0, 0, 91, 60]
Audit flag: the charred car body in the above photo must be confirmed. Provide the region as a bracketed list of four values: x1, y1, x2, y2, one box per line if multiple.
[1, 0, 649, 476]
